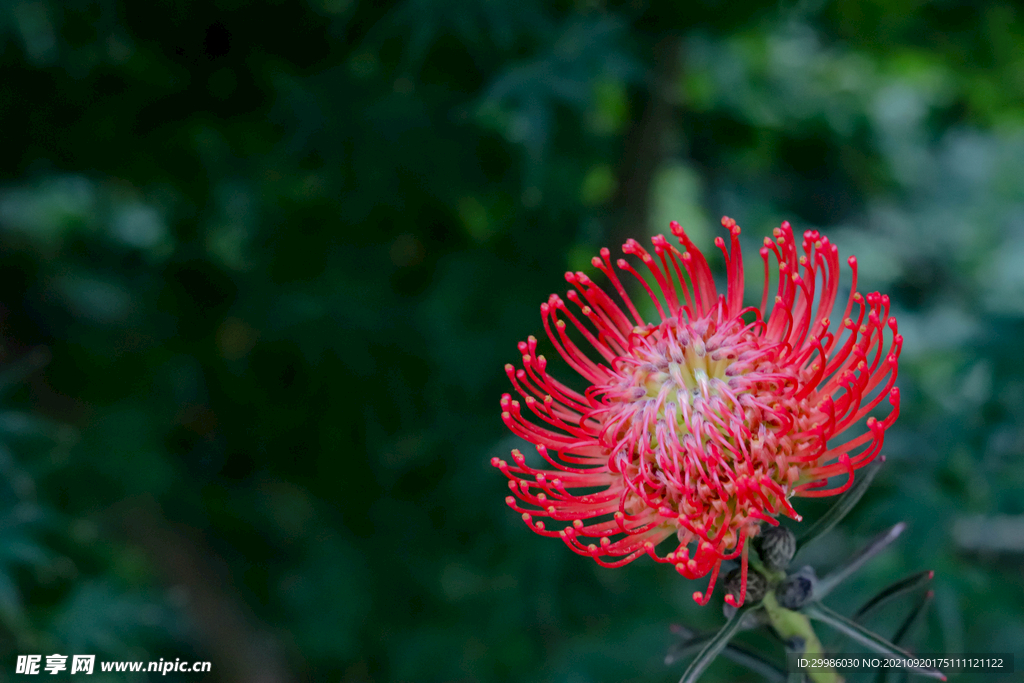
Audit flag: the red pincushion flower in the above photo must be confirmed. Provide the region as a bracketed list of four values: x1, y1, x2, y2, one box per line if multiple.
[493, 218, 901, 607]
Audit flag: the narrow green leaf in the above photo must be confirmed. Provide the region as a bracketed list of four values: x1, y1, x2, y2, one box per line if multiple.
[797, 457, 885, 552]
[892, 589, 934, 645]
[815, 523, 906, 600]
[852, 570, 934, 623]
[665, 626, 710, 665]
[678, 605, 750, 683]
[719, 642, 787, 683]
[805, 602, 946, 681]
[875, 591, 936, 683]
[667, 625, 786, 682]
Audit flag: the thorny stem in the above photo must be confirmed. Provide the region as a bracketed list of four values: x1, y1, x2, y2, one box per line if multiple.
[762, 592, 842, 683]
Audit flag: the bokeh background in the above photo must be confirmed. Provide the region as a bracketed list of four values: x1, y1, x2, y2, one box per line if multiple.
[0, 0, 1022, 681]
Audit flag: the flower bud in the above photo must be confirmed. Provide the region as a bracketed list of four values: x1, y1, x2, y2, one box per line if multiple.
[775, 566, 816, 609]
[723, 566, 768, 605]
[757, 525, 797, 570]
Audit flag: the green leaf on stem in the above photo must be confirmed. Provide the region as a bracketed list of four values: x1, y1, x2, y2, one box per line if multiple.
[716, 642, 788, 683]
[804, 602, 946, 681]
[892, 589, 934, 645]
[796, 457, 885, 552]
[815, 523, 906, 600]
[876, 591, 935, 683]
[852, 570, 934, 623]
[667, 624, 786, 682]
[677, 604, 751, 683]
[665, 625, 710, 664]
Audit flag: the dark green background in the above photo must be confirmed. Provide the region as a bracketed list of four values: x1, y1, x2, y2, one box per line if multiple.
[0, 0, 1021, 681]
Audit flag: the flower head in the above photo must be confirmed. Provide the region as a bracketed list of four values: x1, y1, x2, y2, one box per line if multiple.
[493, 218, 901, 606]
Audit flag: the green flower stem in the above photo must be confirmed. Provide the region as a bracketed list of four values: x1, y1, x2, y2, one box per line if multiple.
[749, 552, 786, 584]
[763, 592, 843, 683]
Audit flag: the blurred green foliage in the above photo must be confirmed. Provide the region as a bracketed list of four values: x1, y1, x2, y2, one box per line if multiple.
[0, 0, 1022, 681]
